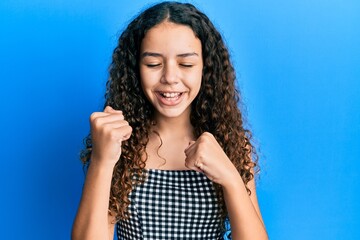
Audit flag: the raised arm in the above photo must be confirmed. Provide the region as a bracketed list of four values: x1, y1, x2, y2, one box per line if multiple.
[72, 159, 116, 240]
[184, 132, 268, 240]
[72, 106, 132, 240]
[222, 171, 268, 239]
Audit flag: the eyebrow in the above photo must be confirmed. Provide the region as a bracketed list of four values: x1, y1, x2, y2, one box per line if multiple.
[141, 52, 199, 58]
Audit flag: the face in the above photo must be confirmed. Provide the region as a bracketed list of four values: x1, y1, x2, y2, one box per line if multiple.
[139, 21, 203, 120]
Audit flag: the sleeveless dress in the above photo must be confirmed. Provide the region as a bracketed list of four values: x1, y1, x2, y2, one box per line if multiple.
[117, 169, 226, 239]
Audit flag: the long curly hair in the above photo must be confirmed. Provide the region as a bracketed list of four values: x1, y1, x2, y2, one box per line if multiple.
[81, 1, 258, 222]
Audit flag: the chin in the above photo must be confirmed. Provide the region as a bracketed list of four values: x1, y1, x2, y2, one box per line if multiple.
[155, 107, 190, 119]
[159, 111, 185, 118]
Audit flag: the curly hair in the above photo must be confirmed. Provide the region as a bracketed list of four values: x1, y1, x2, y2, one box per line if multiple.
[81, 1, 258, 222]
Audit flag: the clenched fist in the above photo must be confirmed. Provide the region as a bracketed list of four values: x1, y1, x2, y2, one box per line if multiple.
[184, 132, 239, 187]
[89, 106, 132, 166]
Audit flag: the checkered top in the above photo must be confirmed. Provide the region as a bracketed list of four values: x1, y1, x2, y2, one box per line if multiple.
[117, 169, 224, 239]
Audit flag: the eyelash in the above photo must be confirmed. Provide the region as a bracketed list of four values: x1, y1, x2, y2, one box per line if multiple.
[146, 64, 193, 68]
[146, 64, 161, 68]
[180, 64, 193, 68]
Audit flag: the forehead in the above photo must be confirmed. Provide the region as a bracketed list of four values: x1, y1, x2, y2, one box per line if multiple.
[140, 21, 202, 55]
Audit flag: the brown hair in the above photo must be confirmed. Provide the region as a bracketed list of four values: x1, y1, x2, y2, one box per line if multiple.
[81, 1, 258, 222]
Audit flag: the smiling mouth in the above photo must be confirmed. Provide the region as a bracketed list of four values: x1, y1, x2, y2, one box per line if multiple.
[158, 92, 183, 98]
[155, 91, 184, 105]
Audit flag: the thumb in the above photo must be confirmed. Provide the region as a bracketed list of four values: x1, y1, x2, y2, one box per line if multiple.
[104, 106, 113, 113]
[104, 106, 122, 114]
[185, 140, 196, 151]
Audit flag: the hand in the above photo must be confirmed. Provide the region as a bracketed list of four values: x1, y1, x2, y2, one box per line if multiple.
[89, 106, 132, 166]
[184, 132, 239, 187]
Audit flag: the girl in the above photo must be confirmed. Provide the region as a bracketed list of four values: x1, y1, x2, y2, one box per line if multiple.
[72, 2, 268, 240]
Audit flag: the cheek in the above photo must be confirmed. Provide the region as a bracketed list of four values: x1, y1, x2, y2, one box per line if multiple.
[139, 70, 150, 98]
[139, 68, 154, 90]
[139, 67, 146, 86]
[139, 69, 160, 103]
[192, 68, 203, 91]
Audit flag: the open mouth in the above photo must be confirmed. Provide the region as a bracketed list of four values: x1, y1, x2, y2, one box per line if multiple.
[159, 92, 183, 99]
[156, 91, 184, 106]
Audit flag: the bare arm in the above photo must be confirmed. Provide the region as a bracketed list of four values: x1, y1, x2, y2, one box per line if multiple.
[72, 106, 132, 240]
[184, 132, 268, 240]
[72, 160, 116, 240]
[223, 175, 268, 240]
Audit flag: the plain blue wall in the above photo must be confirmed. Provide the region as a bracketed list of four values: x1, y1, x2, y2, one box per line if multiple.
[1, 0, 359, 239]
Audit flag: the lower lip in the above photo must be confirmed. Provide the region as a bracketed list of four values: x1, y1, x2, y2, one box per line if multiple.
[155, 92, 184, 106]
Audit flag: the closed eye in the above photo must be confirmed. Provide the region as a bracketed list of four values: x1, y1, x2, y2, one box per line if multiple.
[146, 63, 161, 68]
[179, 64, 193, 68]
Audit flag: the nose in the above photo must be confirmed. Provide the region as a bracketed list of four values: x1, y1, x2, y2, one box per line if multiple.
[161, 61, 178, 84]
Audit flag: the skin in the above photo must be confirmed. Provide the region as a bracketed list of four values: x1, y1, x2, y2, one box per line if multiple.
[140, 21, 202, 170]
[72, 106, 131, 240]
[140, 21, 203, 121]
[72, 21, 268, 240]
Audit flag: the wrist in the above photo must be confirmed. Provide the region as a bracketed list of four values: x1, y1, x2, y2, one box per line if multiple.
[89, 156, 117, 171]
[222, 173, 244, 193]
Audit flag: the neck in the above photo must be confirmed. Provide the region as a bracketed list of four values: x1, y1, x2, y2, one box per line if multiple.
[152, 112, 194, 140]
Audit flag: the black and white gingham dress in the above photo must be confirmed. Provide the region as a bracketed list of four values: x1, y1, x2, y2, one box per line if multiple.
[117, 169, 224, 239]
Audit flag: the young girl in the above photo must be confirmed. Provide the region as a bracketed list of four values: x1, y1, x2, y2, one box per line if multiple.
[72, 2, 268, 240]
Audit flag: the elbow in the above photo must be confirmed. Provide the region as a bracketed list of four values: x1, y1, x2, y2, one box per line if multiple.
[231, 228, 269, 240]
[255, 228, 269, 240]
[71, 223, 90, 240]
[71, 225, 82, 240]
[256, 228, 269, 240]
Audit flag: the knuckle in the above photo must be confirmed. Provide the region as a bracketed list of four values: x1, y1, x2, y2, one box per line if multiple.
[92, 117, 104, 127]
[202, 131, 210, 136]
[184, 160, 192, 168]
[90, 112, 98, 122]
[202, 132, 213, 139]
[126, 125, 133, 132]
[121, 120, 129, 126]
[119, 115, 125, 121]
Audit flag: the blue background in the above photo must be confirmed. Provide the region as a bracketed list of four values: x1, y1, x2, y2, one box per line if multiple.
[1, 0, 359, 239]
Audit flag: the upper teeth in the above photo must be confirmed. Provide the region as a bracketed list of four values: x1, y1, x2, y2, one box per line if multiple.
[161, 92, 180, 98]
